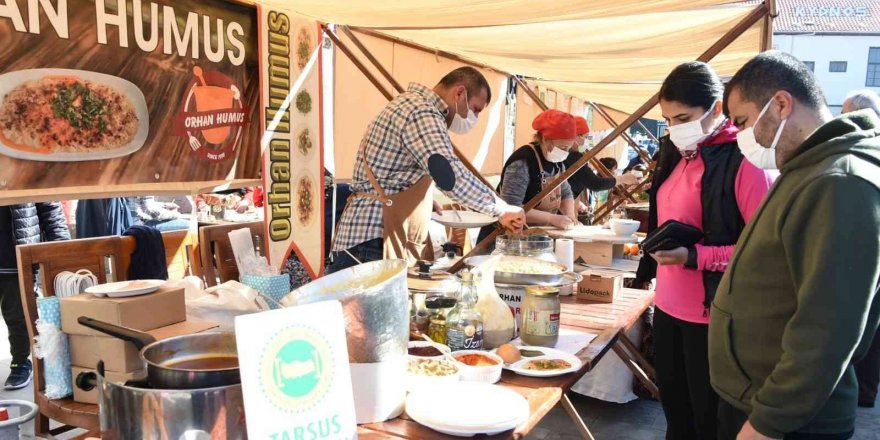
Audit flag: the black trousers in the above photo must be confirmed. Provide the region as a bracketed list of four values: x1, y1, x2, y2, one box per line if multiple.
[654, 307, 718, 440]
[0, 273, 29, 364]
[854, 326, 880, 406]
[717, 399, 853, 440]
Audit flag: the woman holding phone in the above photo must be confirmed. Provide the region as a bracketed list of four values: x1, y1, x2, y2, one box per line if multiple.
[633, 62, 774, 439]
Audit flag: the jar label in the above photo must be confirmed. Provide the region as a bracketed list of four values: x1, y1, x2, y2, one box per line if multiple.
[523, 311, 560, 337]
[448, 325, 483, 350]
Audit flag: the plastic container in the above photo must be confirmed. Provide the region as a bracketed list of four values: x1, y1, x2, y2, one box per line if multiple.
[450, 350, 503, 384]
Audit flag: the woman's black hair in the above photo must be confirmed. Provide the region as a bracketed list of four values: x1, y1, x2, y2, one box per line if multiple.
[659, 61, 724, 111]
[598, 157, 618, 171]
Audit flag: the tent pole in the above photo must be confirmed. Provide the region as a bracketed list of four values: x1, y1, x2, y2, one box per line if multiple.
[323, 25, 394, 101]
[516, 78, 617, 179]
[514, 77, 637, 205]
[449, 2, 769, 273]
[594, 177, 652, 223]
[514, 78, 637, 203]
[341, 26, 405, 94]
[515, 76, 549, 111]
[350, 27, 499, 72]
[590, 102, 654, 166]
[327, 26, 497, 191]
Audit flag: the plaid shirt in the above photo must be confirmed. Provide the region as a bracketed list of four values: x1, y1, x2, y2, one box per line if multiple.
[333, 83, 506, 251]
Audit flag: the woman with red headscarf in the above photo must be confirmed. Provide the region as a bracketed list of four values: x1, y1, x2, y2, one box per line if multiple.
[478, 110, 579, 243]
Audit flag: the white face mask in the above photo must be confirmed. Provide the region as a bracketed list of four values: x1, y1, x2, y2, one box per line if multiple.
[450, 90, 478, 134]
[546, 145, 569, 163]
[667, 103, 716, 155]
[736, 98, 787, 170]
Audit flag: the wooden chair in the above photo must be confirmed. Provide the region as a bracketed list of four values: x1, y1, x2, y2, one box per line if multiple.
[15, 231, 197, 438]
[198, 221, 264, 287]
[119, 229, 199, 280]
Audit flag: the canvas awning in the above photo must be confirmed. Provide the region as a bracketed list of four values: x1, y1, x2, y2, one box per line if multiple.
[259, 1, 768, 118]
[258, 0, 742, 28]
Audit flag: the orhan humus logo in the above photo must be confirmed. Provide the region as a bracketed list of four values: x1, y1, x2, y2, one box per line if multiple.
[173, 66, 249, 162]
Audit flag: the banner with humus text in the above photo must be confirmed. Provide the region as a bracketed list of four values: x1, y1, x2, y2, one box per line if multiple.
[258, 5, 325, 278]
[0, 0, 261, 203]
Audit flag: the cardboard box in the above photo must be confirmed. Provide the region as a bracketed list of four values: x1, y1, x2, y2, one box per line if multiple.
[69, 319, 219, 372]
[71, 366, 144, 404]
[60, 286, 186, 336]
[573, 241, 625, 267]
[577, 269, 624, 303]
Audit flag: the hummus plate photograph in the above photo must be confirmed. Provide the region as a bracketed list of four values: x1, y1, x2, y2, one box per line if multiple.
[0, 68, 149, 162]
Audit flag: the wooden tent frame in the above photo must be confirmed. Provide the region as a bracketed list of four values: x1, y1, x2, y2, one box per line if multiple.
[324, 4, 772, 273]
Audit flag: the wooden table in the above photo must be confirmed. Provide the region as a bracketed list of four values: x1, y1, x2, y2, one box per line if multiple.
[358, 288, 656, 440]
[74, 290, 655, 440]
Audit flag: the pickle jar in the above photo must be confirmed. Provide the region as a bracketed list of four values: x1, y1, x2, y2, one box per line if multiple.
[425, 296, 457, 345]
[521, 286, 561, 347]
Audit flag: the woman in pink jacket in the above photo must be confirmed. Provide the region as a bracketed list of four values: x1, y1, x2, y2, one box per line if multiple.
[633, 62, 775, 439]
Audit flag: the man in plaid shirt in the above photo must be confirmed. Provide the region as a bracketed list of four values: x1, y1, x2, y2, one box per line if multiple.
[329, 67, 525, 273]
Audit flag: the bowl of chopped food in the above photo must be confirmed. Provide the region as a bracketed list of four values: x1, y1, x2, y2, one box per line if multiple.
[406, 357, 460, 392]
[408, 340, 452, 360]
[451, 350, 504, 384]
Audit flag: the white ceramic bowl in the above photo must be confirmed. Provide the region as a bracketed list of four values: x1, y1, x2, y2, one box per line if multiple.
[408, 340, 452, 360]
[406, 358, 461, 392]
[450, 350, 504, 384]
[610, 219, 641, 237]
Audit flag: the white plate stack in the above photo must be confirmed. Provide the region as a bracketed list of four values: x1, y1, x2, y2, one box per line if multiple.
[406, 383, 529, 437]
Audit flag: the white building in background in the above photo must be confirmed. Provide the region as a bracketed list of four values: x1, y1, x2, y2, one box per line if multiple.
[771, 0, 880, 114]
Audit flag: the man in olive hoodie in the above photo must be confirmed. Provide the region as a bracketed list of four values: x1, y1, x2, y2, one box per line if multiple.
[712, 51, 880, 440]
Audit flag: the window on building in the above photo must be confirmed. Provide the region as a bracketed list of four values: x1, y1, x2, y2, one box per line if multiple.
[804, 61, 815, 72]
[829, 61, 847, 73]
[868, 48, 880, 87]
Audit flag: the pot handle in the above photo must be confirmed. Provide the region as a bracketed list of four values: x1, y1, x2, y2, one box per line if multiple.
[77, 317, 158, 350]
[75, 371, 97, 391]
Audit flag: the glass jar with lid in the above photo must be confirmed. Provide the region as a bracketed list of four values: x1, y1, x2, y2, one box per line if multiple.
[521, 286, 561, 347]
[425, 296, 457, 345]
[494, 234, 556, 262]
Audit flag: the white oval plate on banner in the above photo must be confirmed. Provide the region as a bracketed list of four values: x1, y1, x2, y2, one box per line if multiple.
[0, 68, 149, 162]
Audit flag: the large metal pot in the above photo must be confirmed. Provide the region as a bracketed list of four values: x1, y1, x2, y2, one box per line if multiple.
[78, 317, 239, 390]
[84, 362, 247, 440]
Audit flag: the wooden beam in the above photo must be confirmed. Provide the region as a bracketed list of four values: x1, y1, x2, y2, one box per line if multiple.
[516, 79, 634, 203]
[590, 102, 653, 165]
[350, 28, 499, 72]
[330, 26, 497, 191]
[594, 176, 652, 224]
[515, 76, 549, 111]
[449, 2, 769, 273]
[341, 25, 405, 94]
[323, 25, 394, 101]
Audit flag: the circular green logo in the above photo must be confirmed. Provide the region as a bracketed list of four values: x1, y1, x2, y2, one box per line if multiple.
[261, 327, 332, 411]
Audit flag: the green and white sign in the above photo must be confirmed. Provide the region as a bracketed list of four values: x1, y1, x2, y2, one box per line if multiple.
[235, 300, 357, 439]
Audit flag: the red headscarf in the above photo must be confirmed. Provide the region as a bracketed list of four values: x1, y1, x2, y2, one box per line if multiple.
[532, 110, 576, 140]
[573, 116, 590, 135]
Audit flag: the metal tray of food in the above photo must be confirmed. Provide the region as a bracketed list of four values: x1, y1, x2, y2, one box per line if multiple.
[491, 256, 569, 285]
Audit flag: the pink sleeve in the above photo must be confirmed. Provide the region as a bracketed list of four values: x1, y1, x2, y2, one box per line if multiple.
[695, 161, 776, 272]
